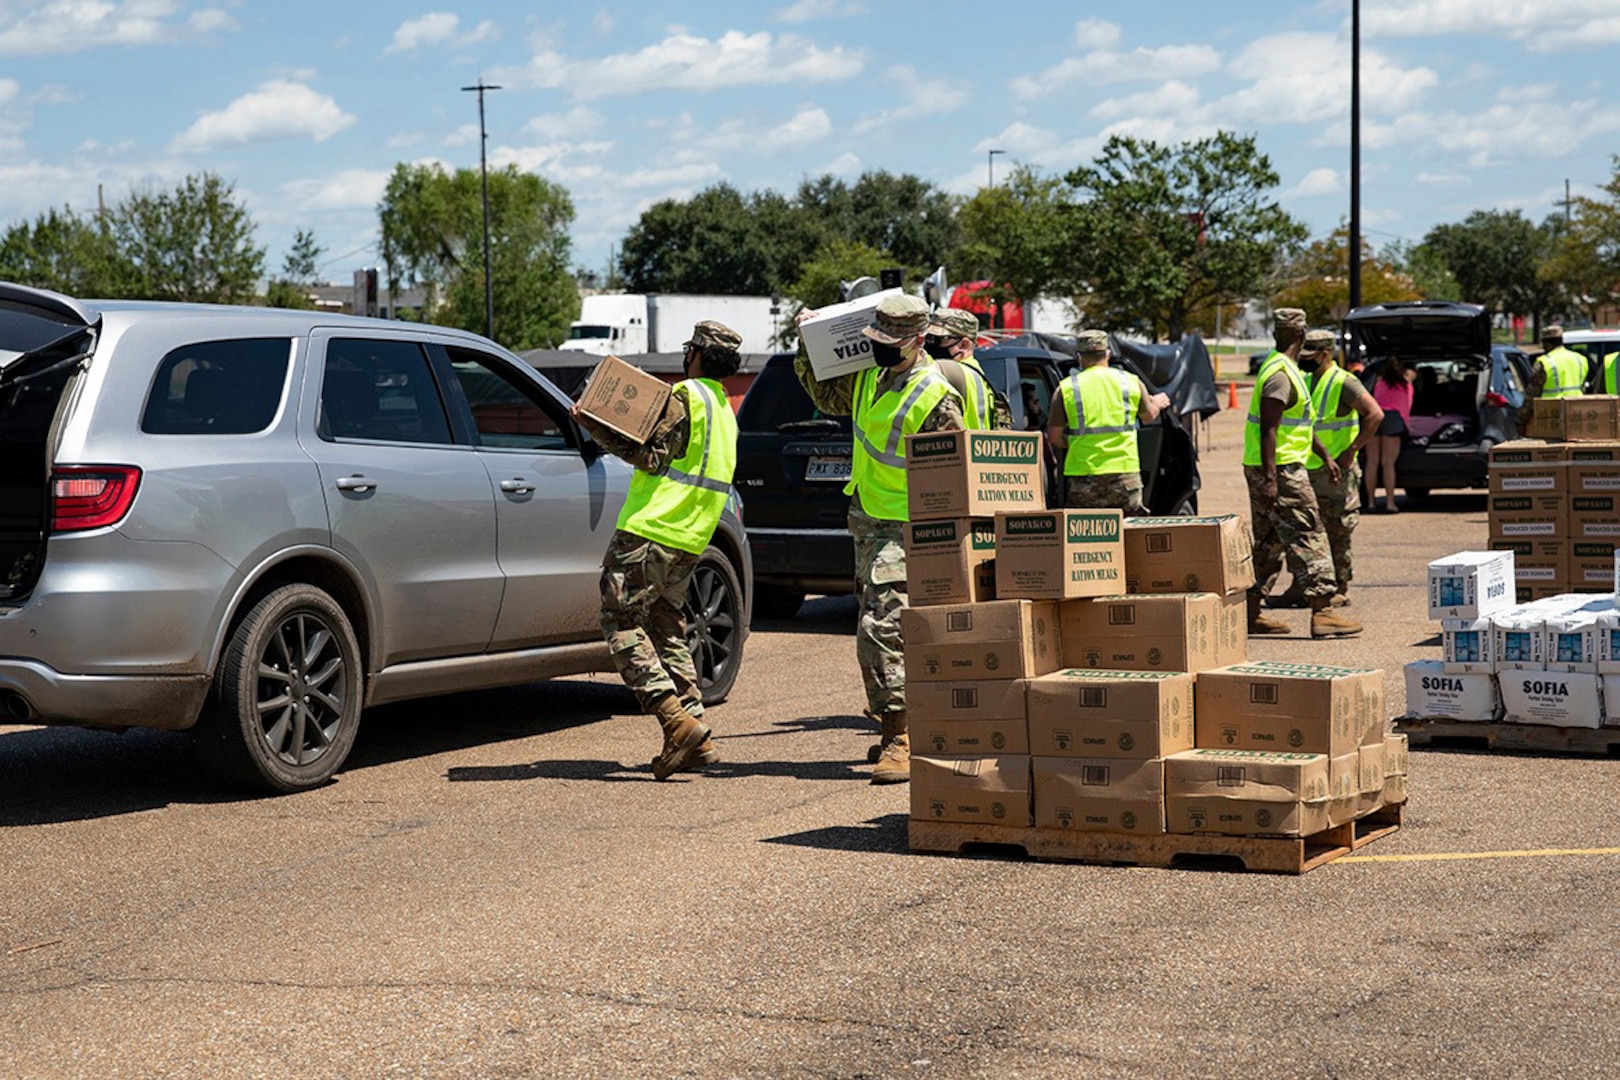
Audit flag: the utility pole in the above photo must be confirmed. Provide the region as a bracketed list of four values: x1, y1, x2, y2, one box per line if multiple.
[1556, 178, 1574, 222]
[988, 148, 1004, 188]
[1348, 0, 1362, 312]
[461, 78, 501, 340]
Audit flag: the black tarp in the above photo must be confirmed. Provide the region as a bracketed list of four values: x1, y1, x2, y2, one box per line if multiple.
[1107, 334, 1221, 420]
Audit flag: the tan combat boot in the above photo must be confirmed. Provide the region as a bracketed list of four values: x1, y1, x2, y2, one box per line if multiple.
[1330, 592, 1351, 607]
[864, 709, 887, 764]
[1310, 602, 1363, 638]
[1248, 593, 1291, 636]
[650, 695, 711, 780]
[870, 710, 910, 785]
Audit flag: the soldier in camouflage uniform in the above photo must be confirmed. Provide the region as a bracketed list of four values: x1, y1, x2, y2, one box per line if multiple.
[1245, 310, 1362, 638]
[573, 321, 743, 779]
[1048, 329, 1171, 515]
[794, 294, 964, 783]
[924, 307, 1013, 429]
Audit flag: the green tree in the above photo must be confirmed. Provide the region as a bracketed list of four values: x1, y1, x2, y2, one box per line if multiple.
[956, 164, 1072, 326]
[1540, 160, 1620, 324]
[1063, 132, 1308, 341]
[1275, 226, 1421, 324]
[0, 206, 132, 296]
[619, 183, 805, 295]
[1384, 239, 1462, 301]
[378, 162, 578, 349]
[1421, 209, 1545, 321]
[795, 171, 961, 282]
[109, 173, 264, 303]
[266, 227, 323, 310]
[788, 238, 893, 311]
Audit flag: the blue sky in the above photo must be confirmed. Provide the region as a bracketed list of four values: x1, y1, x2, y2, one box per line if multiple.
[2, 0, 1618, 289]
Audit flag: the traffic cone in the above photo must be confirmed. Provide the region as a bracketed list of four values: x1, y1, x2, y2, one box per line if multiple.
[1227, 381, 1239, 409]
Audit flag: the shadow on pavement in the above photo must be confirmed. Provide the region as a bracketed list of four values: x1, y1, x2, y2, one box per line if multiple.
[718, 714, 872, 740]
[762, 812, 909, 855]
[449, 752, 871, 784]
[749, 594, 857, 637]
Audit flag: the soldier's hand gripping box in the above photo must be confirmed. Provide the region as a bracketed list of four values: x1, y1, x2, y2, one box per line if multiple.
[575, 354, 673, 443]
[1194, 661, 1384, 758]
[1060, 592, 1246, 674]
[904, 518, 996, 607]
[1032, 756, 1166, 834]
[910, 755, 1032, 826]
[994, 509, 1126, 601]
[908, 679, 1031, 756]
[1402, 660, 1498, 722]
[905, 430, 1045, 522]
[1025, 670, 1194, 759]
[1163, 749, 1332, 838]
[1428, 550, 1516, 620]
[797, 287, 901, 381]
[1122, 514, 1256, 595]
[901, 600, 1060, 682]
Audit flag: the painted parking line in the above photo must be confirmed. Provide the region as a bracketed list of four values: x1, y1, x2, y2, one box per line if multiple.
[1341, 847, 1620, 864]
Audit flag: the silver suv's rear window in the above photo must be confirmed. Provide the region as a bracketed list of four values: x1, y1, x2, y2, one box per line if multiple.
[141, 338, 291, 435]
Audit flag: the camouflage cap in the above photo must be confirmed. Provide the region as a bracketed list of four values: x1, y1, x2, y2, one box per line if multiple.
[1541, 324, 1564, 342]
[684, 320, 744, 351]
[1302, 328, 1337, 352]
[1274, 308, 1307, 331]
[862, 294, 931, 344]
[1075, 329, 1110, 354]
[927, 307, 980, 339]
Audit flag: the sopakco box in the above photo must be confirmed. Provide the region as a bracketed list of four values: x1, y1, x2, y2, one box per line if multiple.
[796, 287, 900, 381]
[910, 754, 1032, 826]
[994, 510, 1126, 601]
[902, 600, 1060, 682]
[1428, 550, 1516, 619]
[1486, 447, 1566, 494]
[1122, 514, 1256, 595]
[1061, 593, 1243, 674]
[1163, 749, 1332, 838]
[1194, 661, 1384, 758]
[904, 518, 997, 607]
[1487, 493, 1567, 541]
[1498, 670, 1603, 728]
[1402, 660, 1498, 722]
[1025, 669, 1194, 759]
[1032, 756, 1165, 834]
[1490, 537, 1566, 593]
[1568, 495, 1620, 540]
[906, 430, 1045, 521]
[1570, 541, 1620, 591]
[575, 354, 673, 443]
[908, 679, 1031, 757]
[1528, 395, 1620, 442]
[1565, 442, 1620, 495]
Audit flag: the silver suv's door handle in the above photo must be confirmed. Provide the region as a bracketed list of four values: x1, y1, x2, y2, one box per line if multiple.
[499, 478, 536, 494]
[335, 475, 377, 492]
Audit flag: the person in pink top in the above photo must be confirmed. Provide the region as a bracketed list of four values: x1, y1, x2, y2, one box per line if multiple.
[1365, 356, 1416, 512]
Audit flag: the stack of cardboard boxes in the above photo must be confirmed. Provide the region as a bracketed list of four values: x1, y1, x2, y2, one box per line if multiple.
[1488, 438, 1620, 602]
[900, 432, 1404, 845]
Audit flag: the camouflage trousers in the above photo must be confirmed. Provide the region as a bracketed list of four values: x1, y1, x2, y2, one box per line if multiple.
[599, 530, 703, 716]
[1285, 461, 1361, 593]
[850, 505, 908, 718]
[1064, 472, 1147, 516]
[1245, 464, 1336, 604]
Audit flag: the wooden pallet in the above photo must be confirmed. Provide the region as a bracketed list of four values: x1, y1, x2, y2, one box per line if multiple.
[1395, 717, 1620, 756]
[908, 801, 1403, 875]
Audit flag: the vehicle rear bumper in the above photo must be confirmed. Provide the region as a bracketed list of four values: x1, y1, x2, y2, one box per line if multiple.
[746, 527, 855, 592]
[0, 660, 210, 731]
[1396, 443, 1488, 489]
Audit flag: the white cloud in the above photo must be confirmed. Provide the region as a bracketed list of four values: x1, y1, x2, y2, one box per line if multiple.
[497, 31, 864, 99]
[523, 106, 606, 140]
[1416, 171, 1469, 185]
[820, 152, 861, 175]
[169, 81, 356, 153]
[774, 0, 867, 22]
[1362, 0, 1620, 51]
[1074, 18, 1122, 50]
[1287, 168, 1342, 198]
[1013, 41, 1220, 100]
[591, 10, 614, 35]
[0, 2, 238, 56]
[443, 123, 480, 148]
[387, 131, 426, 149]
[1390, 97, 1620, 166]
[697, 107, 832, 153]
[1089, 80, 1201, 122]
[188, 8, 237, 34]
[279, 168, 394, 212]
[975, 121, 1056, 157]
[852, 65, 969, 134]
[1210, 34, 1438, 127]
[386, 13, 497, 54]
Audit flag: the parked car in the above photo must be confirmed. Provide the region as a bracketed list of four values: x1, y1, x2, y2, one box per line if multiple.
[0, 283, 751, 792]
[733, 340, 1199, 619]
[1346, 300, 1533, 497]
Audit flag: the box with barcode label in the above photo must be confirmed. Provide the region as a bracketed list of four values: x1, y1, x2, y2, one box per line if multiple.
[908, 679, 1031, 756]
[904, 518, 996, 607]
[1026, 669, 1193, 759]
[1122, 514, 1255, 595]
[901, 599, 1059, 682]
[1428, 550, 1516, 620]
[1163, 749, 1332, 837]
[1032, 756, 1165, 833]
[1193, 662, 1383, 758]
[909, 755, 1031, 826]
[1059, 592, 1244, 674]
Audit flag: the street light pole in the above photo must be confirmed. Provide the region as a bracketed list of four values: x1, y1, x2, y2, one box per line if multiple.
[1348, 0, 1362, 312]
[988, 148, 1004, 188]
[461, 78, 501, 340]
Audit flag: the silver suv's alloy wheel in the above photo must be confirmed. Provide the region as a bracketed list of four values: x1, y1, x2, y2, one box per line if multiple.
[684, 546, 743, 706]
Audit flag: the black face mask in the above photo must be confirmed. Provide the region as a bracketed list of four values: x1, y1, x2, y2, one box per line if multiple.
[924, 340, 954, 360]
[871, 341, 905, 368]
[1297, 355, 1321, 373]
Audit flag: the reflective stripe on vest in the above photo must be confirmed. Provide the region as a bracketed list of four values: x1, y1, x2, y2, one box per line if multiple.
[617, 378, 739, 554]
[846, 362, 957, 520]
[1243, 351, 1316, 467]
[1306, 365, 1356, 469]
[1061, 365, 1140, 476]
[1540, 347, 1583, 398]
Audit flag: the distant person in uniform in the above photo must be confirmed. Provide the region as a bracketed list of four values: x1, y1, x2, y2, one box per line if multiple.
[924, 307, 1012, 429]
[1531, 324, 1588, 400]
[1047, 329, 1170, 515]
[572, 321, 742, 780]
[1365, 355, 1414, 513]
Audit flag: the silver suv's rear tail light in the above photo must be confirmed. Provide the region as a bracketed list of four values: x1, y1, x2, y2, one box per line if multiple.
[50, 466, 142, 532]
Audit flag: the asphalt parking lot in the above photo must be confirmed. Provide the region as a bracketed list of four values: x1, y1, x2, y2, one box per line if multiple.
[5, 398, 1620, 1079]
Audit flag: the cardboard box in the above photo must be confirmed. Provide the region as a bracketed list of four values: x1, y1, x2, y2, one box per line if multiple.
[913, 717, 1030, 756]
[1487, 492, 1567, 541]
[1328, 750, 1362, 826]
[1441, 617, 1496, 674]
[1571, 541, 1620, 591]
[902, 600, 1060, 682]
[1518, 583, 1571, 603]
[1122, 514, 1256, 595]
[1032, 756, 1165, 833]
[1356, 742, 1387, 817]
[1383, 773, 1409, 806]
[1487, 459, 1565, 494]
[1402, 660, 1498, 721]
[1528, 395, 1620, 442]
[905, 430, 1045, 521]
[1488, 439, 1567, 468]
[907, 678, 1030, 723]
[905, 518, 997, 607]
[1025, 670, 1194, 759]
[1491, 606, 1549, 670]
[1491, 537, 1566, 591]
[1569, 496, 1620, 540]
[1604, 674, 1620, 725]
[796, 287, 901, 381]
[1059, 592, 1242, 674]
[1193, 662, 1384, 756]
[1498, 671, 1602, 728]
[1545, 609, 1603, 673]
[1383, 733, 1410, 777]
[1163, 749, 1332, 837]
[1428, 550, 1516, 620]
[910, 755, 1032, 825]
[575, 354, 673, 443]
[994, 510, 1126, 601]
[1566, 442, 1620, 495]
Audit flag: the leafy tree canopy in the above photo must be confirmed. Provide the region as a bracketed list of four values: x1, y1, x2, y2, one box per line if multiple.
[1275, 225, 1421, 325]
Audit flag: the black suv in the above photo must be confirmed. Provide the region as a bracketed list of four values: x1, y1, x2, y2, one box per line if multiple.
[735, 338, 1200, 618]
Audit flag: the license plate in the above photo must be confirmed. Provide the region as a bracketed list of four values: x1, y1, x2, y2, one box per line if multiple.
[805, 454, 852, 481]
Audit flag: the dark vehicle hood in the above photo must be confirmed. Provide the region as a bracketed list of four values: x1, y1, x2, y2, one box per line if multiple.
[1346, 302, 1492, 359]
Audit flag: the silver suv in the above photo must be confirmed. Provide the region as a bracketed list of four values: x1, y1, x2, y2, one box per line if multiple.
[0, 284, 751, 793]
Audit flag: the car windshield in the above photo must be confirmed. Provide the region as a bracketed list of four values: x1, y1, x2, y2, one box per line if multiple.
[568, 326, 612, 340]
[737, 358, 850, 434]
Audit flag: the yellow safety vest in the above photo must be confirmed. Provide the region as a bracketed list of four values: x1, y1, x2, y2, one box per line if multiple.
[1606, 353, 1617, 395]
[1059, 365, 1141, 476]
[1539, 346, 1585, 398]
[846, 361, 957, 521]
[1244, 351, 1316, 467]
[618, 378, 738, 554]
[955, 355, 995, 431]
[1306, 365, 1357, 470]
